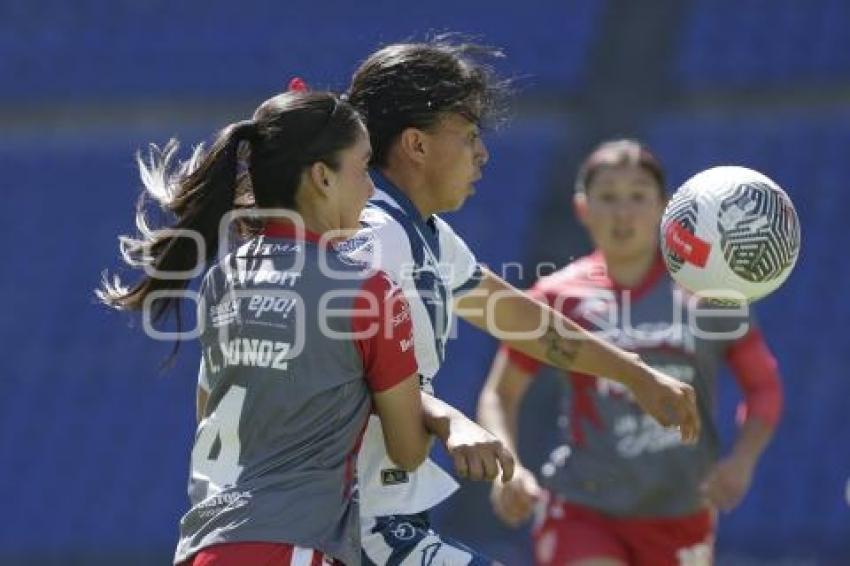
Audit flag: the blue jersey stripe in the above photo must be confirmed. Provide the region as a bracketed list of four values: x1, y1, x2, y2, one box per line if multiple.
[453, 264, 484, 296]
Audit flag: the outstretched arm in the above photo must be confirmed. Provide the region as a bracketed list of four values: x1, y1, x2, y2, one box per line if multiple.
[455, 267, 700, 442]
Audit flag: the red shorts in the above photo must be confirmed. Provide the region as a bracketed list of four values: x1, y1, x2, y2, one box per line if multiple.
[532, 497, 715, 566]
[185, 542, 337, 566]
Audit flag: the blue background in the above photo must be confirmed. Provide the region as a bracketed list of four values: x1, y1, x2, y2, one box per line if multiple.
[2, 1, 848, 564]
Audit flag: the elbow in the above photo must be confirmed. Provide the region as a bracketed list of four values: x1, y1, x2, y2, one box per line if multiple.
[387, 444, 429, 472]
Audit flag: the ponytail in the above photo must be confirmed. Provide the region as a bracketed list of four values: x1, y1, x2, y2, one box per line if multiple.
[98, 120, 257, 324]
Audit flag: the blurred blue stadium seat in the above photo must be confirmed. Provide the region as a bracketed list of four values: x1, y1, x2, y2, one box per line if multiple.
[0, 0, 604, 103]
[677, 0, 850, 90]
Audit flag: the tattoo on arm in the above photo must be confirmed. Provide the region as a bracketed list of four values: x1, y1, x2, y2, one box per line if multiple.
[540, 323, 579, 369]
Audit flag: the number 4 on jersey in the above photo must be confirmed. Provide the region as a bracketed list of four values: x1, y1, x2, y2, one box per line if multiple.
[191, 386, 246, 497]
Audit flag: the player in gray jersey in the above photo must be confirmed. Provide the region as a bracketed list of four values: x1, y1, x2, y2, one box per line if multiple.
[480, 140, 783, 565]
[99, 90, 436, 565]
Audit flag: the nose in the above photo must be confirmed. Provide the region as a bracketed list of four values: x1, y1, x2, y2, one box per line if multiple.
[476, 137, 489, 167]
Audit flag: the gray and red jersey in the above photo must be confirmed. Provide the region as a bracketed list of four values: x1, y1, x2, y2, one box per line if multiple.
[174, 223, 417, 565]
[507, 251, 782, 518]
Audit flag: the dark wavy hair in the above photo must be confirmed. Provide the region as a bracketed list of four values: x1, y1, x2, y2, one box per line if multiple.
[98, 91, 362, 327]
[347, 35, 510, 167]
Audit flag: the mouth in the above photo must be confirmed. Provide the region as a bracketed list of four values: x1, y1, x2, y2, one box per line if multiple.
[612, 227, 635, 241]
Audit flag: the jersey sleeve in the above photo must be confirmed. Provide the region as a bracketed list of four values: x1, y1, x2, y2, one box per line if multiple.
[726, 326, 783, 428]
[351, 271, 419, 392]
[434, 216, 482, 296]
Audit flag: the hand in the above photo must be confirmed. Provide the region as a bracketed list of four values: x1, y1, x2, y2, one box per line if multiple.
[629, 363, 701, 444]
[490, 464, 542, 527]
[701, 454, 755, 512]
[443, 415, 515, 482]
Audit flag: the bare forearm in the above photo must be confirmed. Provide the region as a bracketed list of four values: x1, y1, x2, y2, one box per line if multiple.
[457, 270, 653, 386]
[458, 270, 701, 440]
[477, 386, 520, 454]
[421, 392, 460, 443]
[731, 417, 775, 465]
[464, 281, 650, 387]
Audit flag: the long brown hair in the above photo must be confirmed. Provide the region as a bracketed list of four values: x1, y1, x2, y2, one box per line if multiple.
[98, 91, 362, 327]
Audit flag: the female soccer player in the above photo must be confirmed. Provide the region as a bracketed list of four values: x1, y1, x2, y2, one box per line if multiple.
[99, 90, 435, 565]
[345, 42, 701, 565]
[479, 140, 784, 566]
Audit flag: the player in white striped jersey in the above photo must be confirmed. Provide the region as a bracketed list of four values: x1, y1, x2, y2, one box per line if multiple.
[345, 39, 702, 565]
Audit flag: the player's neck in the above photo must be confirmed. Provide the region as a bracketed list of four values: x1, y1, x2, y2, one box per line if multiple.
[378, 165, 436, 219]
[603, 250, 659, 289]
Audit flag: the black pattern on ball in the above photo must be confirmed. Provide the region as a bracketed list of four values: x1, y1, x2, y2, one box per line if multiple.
[661, 187, 699, 273]
[717, 182, 801, 282]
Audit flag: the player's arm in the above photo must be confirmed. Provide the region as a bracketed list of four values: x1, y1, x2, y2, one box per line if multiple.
[702, 328, 783, 511]
[356, 271, 430, 471]
[196, 386, 209, 424]
[372, 374, 431, 471]
[420, 392, 514, 482]
[477, 348, 543, 526]
[455, 267, 700, 442]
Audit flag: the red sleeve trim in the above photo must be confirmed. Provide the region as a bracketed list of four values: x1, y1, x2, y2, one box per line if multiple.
[352, 272, 418, 392]
[726, 328, 784, 428]
[503, 344, 543, 374]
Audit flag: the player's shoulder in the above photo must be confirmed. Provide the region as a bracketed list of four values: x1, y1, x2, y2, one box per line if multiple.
[336, 204, 413, 272]
[357, 203, 410, 242]
[534, 252, 609, 295]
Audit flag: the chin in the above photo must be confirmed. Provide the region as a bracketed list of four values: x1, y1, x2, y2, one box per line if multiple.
[446, 192, 472, 213]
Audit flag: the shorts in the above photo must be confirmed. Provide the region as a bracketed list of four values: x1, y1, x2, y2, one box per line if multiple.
[362, 511, 496, 565]
[185, 542, 338, 566]
[532, 497, 714, 566]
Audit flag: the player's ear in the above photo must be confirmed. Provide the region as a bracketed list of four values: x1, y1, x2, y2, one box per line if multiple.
[573, 192, 590, 226]
[308, 161, 336, 197]
[397, 127, 428, 165]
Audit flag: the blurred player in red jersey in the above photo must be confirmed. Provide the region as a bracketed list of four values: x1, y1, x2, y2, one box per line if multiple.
[478, 140, 784, 566]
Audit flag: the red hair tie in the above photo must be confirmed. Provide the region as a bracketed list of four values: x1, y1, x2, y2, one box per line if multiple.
[287, 77, 309, 92]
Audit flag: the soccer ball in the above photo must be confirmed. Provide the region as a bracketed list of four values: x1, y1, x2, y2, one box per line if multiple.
[660, 166, 801, 302]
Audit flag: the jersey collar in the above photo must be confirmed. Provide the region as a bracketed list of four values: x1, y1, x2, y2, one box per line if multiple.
[370, 169, 441, 255]
[604, 250, 668, 302]
[262, 220, 325, 245]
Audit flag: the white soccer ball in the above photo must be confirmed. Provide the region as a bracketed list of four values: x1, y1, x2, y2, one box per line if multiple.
[660, 166, 801, 302]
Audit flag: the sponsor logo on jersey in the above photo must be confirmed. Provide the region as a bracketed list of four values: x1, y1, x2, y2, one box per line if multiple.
[399, 337, 414, 352]
[193, 490, 251, 519]
[391, 303, 411, 327]
[247, 295, 298, 320]
[209, 299, 239, 328]
[381, 468, 409, 486]
[251, 269, 302, 286]
[615, 414, 682, 458]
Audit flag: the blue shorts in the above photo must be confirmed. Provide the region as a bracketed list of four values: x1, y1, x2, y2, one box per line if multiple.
[362, 511, 496, 565]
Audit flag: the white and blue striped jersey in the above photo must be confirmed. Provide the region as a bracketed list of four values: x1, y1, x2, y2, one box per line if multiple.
[341, 171, 483, 518]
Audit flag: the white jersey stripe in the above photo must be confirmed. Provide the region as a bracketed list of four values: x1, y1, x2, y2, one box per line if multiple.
[348, 175, 479, 518]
